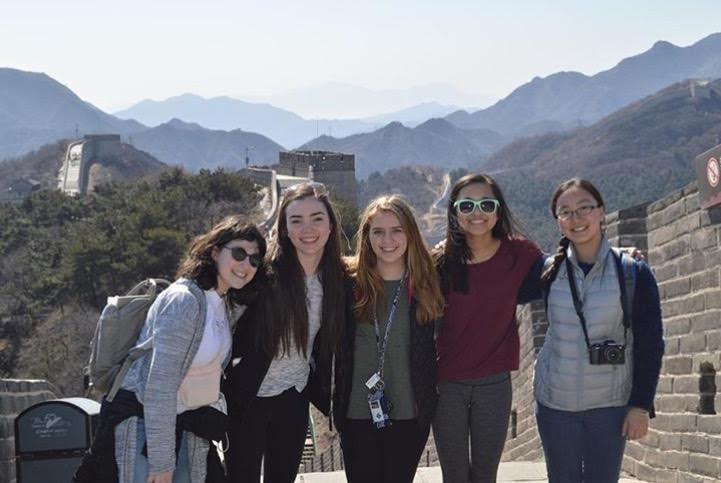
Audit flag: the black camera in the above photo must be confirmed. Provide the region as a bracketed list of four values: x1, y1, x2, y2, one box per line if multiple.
[588, 340, 625, 365]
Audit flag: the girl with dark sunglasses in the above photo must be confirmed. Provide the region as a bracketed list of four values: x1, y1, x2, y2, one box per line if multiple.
[433, 173, 544, 483]
[105, 216, 266, 483]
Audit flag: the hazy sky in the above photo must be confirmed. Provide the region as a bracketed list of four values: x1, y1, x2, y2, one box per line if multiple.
[3, 0, 721, 117]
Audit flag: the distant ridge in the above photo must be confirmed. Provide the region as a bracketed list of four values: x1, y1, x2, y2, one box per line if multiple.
[0, 70, 286, 172]
[484, 78, 721, 212]
[0, 68, 145, 160]
[448, 32, 721, 138]
[300, 118, 504, 179]
[115, 94, 461, 148]
[130, 118, 285, 171]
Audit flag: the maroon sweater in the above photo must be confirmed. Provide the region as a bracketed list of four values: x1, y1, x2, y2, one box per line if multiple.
[437, 237, 542, 381]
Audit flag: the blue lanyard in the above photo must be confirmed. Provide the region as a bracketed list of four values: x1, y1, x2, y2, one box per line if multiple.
[373, 274, 406, 379]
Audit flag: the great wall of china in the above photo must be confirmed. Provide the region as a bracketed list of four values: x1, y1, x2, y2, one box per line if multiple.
[1, 180, 720, 482]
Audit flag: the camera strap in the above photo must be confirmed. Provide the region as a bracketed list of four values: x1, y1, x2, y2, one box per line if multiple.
[373, 272, 406, 381]
[565, 257, 628, 350]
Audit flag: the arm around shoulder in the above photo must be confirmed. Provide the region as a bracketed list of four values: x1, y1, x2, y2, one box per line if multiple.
[628, 262, 665, 415]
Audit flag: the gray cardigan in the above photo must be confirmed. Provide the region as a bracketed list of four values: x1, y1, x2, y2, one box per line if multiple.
[114, 278, 233, 482]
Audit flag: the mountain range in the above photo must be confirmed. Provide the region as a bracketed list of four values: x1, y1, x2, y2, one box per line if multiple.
[0, 68, 144, 160]
[129, 118, 284, 170]
[0, 68, 284, 171]
[4, 32, 721, 184]
[447, 33, 721, 138]
[300, 118, 505, 179]
[114, 94, 459, 148]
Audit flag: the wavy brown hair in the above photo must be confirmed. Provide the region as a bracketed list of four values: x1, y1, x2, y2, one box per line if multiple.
[257, 183, 347, 361]
[436, 173, 523, 294]
[350, 195, 444, 325]
[176, 215, 267, 306]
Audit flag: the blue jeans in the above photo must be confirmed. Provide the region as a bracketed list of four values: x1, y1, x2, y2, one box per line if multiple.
[133, 419, 190, 483]
[536, 402, 627, 483]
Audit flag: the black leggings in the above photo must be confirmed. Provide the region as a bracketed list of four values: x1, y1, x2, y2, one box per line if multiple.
[340, 418, 430, 483]
[228, 387, 309, 483]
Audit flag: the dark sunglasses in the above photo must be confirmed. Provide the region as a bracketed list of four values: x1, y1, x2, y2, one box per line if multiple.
[222, 246, 262, 267]
[453, 198, 500, 215]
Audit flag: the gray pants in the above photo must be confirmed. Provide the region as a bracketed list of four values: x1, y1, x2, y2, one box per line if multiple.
[432, 372, 512, 483]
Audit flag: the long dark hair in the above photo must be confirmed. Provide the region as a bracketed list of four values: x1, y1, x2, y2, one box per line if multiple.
[540, 178, 605, 289]
[258, 183, 346, 361]
[176, 216, 267, 306]
[437, 173, 522, 293]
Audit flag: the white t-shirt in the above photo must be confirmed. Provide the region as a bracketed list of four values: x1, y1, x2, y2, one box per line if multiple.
[176, 289, 231, 413]
[257, 274, 323, 397]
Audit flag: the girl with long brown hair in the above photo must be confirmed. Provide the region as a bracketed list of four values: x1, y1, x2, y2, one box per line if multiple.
[334, 194, 444, 483]
[225, 182, 347, 483]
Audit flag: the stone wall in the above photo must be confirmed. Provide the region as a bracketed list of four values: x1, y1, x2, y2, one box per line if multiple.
[503, 182, 721, 482]
[0, 379, 59, 483]
[626, 183, 721, 482]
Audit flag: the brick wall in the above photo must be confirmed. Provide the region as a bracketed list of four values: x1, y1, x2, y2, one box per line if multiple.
[0, 379, 59, 483]
[625, 183, 721, 482]
[502, 301, 547, 462]
[503, 182, 721, 482]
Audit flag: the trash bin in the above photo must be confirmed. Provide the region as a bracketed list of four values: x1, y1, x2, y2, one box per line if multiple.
[14, 397, 100, 483]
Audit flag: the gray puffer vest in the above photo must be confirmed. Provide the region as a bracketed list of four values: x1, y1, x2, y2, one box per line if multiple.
[534, 238, 633, 412]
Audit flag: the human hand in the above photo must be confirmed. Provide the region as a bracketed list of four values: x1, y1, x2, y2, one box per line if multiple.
[621, 246, 644, 262]
[622, 407, 649, 440]
[147, 470, 173, 483]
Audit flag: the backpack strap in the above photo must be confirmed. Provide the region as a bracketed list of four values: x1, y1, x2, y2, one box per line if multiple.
[611, 248, 637, 330]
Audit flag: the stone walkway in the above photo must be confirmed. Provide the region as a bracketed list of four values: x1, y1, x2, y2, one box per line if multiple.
[294, 461, 643, 482]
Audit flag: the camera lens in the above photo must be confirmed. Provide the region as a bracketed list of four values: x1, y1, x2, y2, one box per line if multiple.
[605, 347, 622, 363]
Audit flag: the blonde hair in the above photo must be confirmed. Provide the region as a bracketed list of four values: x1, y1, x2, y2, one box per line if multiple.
[350, 195, 444, 325]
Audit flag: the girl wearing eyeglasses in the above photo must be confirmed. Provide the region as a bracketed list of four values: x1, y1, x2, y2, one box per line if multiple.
[333, 195, 444, 482]
[103, 216, 266, 483]
[225, 183, 347, 483]
[534, 178, 663, 482]
[434, 173, 544, 483]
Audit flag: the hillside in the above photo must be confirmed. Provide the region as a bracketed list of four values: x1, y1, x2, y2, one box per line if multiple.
[128, 118, 284, 171]
[300, 118, 505, 179]
[448, 32, 721, 137]
[0, 139, 167, 193]
[0, 169, 263, 393]
[485, 79, 721, 181]
[0, 68, 145, 160]
[0, 70, 286, 172]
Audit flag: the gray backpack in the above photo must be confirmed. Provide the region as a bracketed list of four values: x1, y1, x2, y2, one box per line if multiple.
[85, 279, 171, 401]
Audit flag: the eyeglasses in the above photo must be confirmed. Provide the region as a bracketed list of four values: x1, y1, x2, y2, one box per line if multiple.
[555, 205, 600, 221]
[453, 198, 500, 215]
[222, 246, 262, 267]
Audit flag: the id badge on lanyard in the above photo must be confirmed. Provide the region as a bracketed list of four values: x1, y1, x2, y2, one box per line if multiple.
[367, 274, 405, 429]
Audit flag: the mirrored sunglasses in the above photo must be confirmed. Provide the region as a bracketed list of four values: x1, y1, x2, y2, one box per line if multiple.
[222, 246, 262, 267]
[453, 198, 500, 215]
